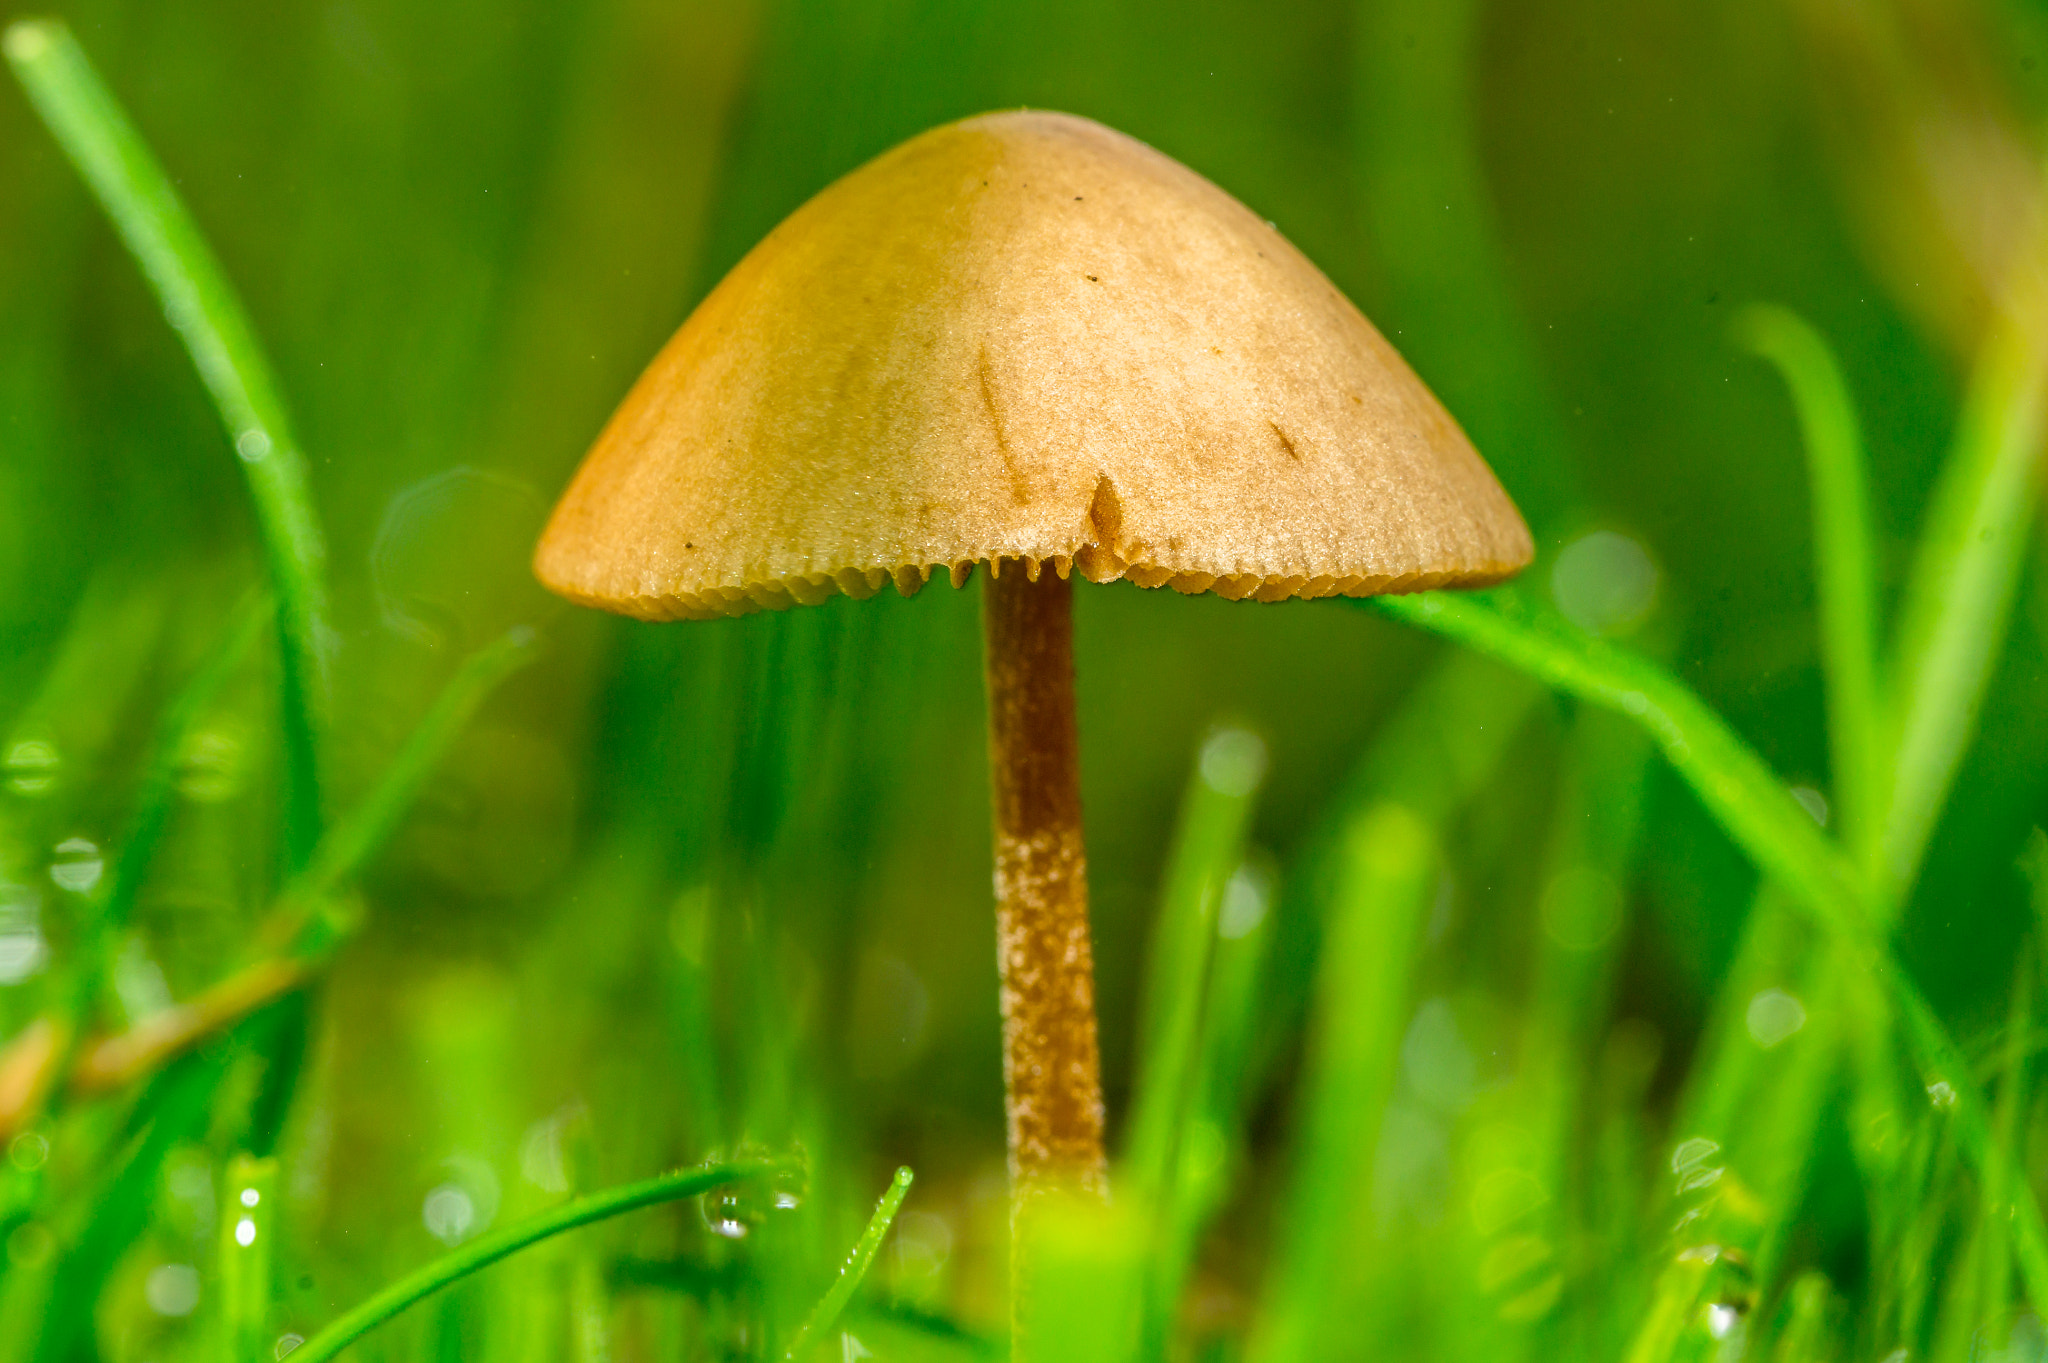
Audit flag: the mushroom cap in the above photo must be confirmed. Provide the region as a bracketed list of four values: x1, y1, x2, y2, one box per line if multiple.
[534, 110, 1532, 620]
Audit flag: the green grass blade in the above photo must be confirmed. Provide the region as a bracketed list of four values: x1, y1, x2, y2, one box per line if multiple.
[2027, 829, 2048, 948]
[287, 626, 540, 951]
[1248, 803, 1436, 1363]
[1125, 727, 1267, 1358]
[1976, 953, 2028, 1346]
[1882, 312, 2048, 901]
[1260, 648, 1541, 1081]
[30, 1051, 231, 1363]
[218, 1153, 279, 1363]
[1372, 589, 1865, 938]
[5, 17, 330, 868]
[1367, 587, 2048, 1310]
[290, 1160, 783, 1363]
[1014, 1192, 1145, 1363]
[93, 596, 268, 943]
[784, 1166, 915, 1360]
[1734, 305, 1884, 870]
[1125, 725, 1266, 1212]
[32, 627, 538, 1108]
[30, 597, 269, 1120]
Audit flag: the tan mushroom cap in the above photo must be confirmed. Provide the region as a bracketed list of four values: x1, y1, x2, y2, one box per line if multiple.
[534, 110, 1533, 620]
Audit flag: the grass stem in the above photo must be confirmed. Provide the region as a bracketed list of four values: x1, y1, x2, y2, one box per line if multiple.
[5, 17, 331, 868]
[290, 1161, 785, 1363]
[783, 1166, 915, 1359]
[1734, 304, 1884, 878]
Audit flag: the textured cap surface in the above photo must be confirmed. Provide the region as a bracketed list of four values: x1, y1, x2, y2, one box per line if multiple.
[534, 110, 1532, 619]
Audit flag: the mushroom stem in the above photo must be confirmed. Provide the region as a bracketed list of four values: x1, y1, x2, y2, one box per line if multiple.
[982, 559, 1108, 1197]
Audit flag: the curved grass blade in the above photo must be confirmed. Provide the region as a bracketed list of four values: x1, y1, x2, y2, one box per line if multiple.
[1883, 311, 2048, 900]
[1375, 589, 1865, 937]
[290, 1160, 783, 1363]
[784, 1166, 915, 1359]
[5, 18, 330, 868]
[1734, 304, 1884, 872]
[1367, 587, 2048, 1308]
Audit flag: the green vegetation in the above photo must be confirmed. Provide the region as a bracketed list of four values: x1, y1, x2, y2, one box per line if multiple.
[1, 2, 2044, 1360]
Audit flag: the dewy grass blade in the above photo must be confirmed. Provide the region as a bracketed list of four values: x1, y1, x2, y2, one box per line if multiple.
[40, 597, 268, 1111]
[13, 627, 539, 1109]
[290, 1161, 783, 1363]
[218, 1153, 279, 1363]
[1734, 304, 1884, 870]
[783, 1166, 915, 1359]
[5, 18, 330, 868]
[1368, 587, 2048, 1309]
[1248, 804, 1434, 1363]
[1883, 310, 2048, 902]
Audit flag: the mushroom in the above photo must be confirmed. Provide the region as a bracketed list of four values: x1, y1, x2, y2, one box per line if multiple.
[533, 111, 1531, 1200]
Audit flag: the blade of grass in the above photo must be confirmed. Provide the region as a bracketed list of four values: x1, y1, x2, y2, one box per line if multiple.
[290, 1160, 785, 1363]
[1767, 1272, 1833, 1362]
[5, 18, 330, 869]
[1971, 952, 2028, 1350]
[1882, 308, 2048, 902]
[1014, 1190, 1145, 1363]
[1153, 859, 1276, 1348]
[0, 627, 540, 1114]
[1125, 726, 1267, 1359]
[1125, 726, 1266, 1213]
[783, 1166, 915, 1360]
[0, 597, 268, 1141]
[284, 625, 541, 952]
[1247, 803, 1436, 1363]
[1516, 708, 1649, 1348]
[1733, 305, 1884, 872]
[30, 1049, 232, 1363]
[218, 1153, 278, 1363]
[89, 594, 269, 945]
[1373, 589, 1864, 938]
[1260, 648, 1541, 1084]
[1367, 587, 2048, 1311]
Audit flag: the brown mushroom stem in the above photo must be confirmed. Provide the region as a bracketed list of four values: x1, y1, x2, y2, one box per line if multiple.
[982, 559, 1108, 1197]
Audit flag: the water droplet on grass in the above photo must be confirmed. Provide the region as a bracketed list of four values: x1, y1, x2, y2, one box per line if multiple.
[1199, 727, 1266, 796]
[1746, 988, 1807, 1048]
[146, 1263, 201, 1316]
[423, 1184, 477, 1244]
[48, 837, 102, 893]
[8, 1131, 48, 1171]
[4, 739, 58, 796]
[1219, 862, 1273, 938]
[1551, 531, 1659, 635]
[1789, 784, 1829, 826]
[0, 885, 47, 984]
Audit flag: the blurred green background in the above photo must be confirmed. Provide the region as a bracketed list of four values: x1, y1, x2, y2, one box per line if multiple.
[1, 0, 2045, 1358]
